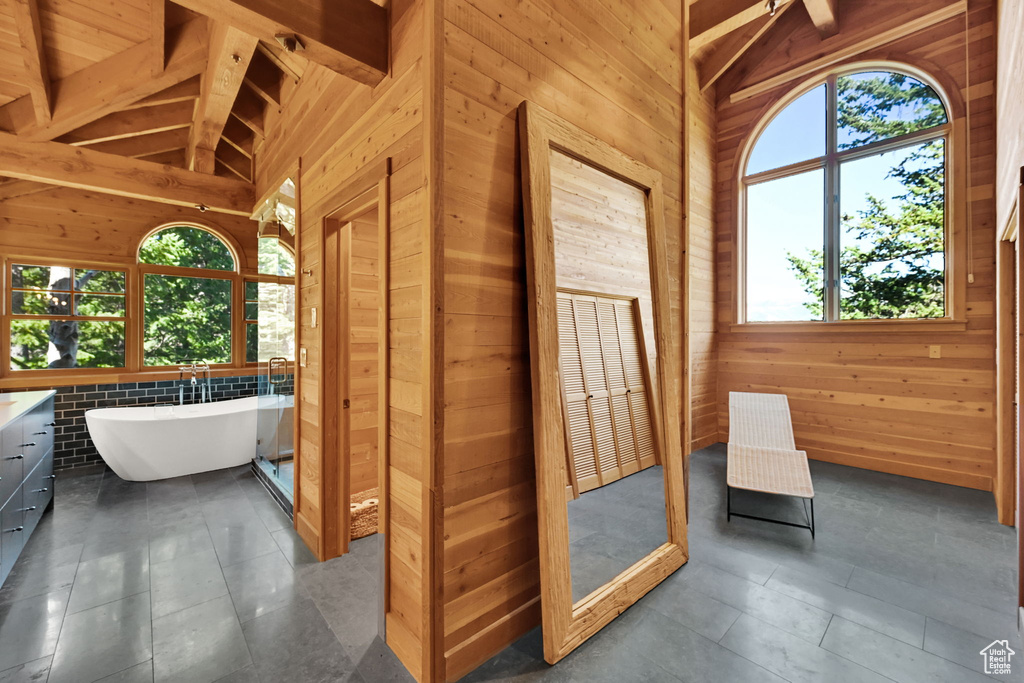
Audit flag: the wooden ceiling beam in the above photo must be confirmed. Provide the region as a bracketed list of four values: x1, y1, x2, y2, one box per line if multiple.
[127, 76, 201, 110]
[221, 116, 255, 158]
[729, 0, 966, 102]
[57, 100, 195, 146]
[84, 128, 189, 159]
[11, 0, 52, 125]
[215, 140, 252, 181]
[699, 0, 794, 91]
[170, 0, 387, 86]
[137, 148, 187, 168]
[150, 0, 165, 74]
[0, 18, 208, 142]
[690, 0, 780, 54]
[230, 86, 266, 137]
[803, 0, 839, 38]
[243, 49, 283, 105]
[186, 23, 259, 173]
[0, 132, 255, 215]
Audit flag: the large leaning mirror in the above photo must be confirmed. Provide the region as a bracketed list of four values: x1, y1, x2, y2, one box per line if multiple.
[518, 101, 688, 664]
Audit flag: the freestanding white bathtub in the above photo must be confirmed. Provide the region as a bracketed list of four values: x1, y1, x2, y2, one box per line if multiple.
[86, 395, 293, 481]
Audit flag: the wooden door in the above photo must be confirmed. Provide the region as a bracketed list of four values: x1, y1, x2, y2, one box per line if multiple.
[557, 290, 656, 494]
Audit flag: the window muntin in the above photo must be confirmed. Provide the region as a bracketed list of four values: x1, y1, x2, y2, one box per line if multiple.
[743, 67, 950, 323]
[746, 169, 825, 321]
[139, 226, 235, 270]
[143, 273, 232, 366]
[837, 72, 948, 151]
[8, 263, 127, 370]
[140, 225, 236, 367]
[746, 85, 827, 176]
[245, 280, 295, 364]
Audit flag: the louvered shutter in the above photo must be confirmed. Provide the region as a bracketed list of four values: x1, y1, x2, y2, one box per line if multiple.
[557, 291, 658, 494]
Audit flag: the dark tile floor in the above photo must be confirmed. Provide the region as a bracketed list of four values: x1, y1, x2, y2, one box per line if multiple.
[0, 465, 414, 683]
[568, 466, 667, 602]
[1, 446, 1020, 683]
[463, 444, 1022, 683]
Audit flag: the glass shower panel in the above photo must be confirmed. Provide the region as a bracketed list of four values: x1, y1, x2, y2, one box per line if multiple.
[253, 238, 296, 503]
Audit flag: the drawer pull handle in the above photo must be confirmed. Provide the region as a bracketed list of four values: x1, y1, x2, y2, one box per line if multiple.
[46, 422, 56, 427]
[32, 431, 47, 436]
[46, 475, 56, 480]
[4, 526, 24, 533]
[20, 442, 36, 447]
[19, 506, 37, 512]
[32, 488, 48, 493]
[5, 454, 24, 460]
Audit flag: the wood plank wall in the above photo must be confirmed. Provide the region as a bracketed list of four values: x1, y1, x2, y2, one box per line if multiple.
[252, 0, 433, 678]
[687, 58, 719, 450]
[439, 0, 687, 679]
[996, 0, 1023, 235]
[714, 0, 999, 491]
[349, 207, 381, 495]
[0, 186, 259, 270]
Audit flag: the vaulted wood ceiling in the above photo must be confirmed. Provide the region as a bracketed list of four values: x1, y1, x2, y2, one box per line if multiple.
[0, 0, 387, 214]
[689, 0, 840, 91]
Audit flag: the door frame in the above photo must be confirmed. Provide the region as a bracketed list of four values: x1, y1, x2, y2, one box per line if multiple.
[318, 159, 391, 569]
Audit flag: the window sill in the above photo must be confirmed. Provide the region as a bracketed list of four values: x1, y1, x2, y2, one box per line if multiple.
[729, 318, 968, 334]
[0, 366, 271, 390]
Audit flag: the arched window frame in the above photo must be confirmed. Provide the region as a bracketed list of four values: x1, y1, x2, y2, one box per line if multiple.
[137, 222, 242, 369]
[737, 62, 963, 327]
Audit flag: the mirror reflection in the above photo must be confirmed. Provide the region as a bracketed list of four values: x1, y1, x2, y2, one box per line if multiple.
[548, 149, 669, 604]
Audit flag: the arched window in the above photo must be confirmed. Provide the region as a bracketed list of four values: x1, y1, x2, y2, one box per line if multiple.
[742, 67, 950, 322]
[139, 225, 236, 366]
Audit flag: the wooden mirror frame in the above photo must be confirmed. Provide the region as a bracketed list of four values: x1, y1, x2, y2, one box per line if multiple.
[517, 100, 689, 665]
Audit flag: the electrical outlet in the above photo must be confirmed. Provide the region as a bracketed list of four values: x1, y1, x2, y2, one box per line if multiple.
[929, 345, 941, 359]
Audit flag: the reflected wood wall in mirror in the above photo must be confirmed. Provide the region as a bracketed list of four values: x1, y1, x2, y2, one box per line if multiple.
[518, 100, 688, 665]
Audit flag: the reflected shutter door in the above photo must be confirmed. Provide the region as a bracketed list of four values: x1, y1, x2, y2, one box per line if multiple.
[557, 294, 600, 492]
[616, 301, 657, 469]
[573, 297, 620, 487]
[597, 299, 639, 477]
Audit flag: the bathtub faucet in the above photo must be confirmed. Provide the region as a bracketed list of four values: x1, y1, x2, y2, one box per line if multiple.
[177, 361, 211, 404]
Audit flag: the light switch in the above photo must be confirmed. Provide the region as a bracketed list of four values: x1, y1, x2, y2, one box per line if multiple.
[929, 345, 941, 359]
[311, 307, 318, 328]
[300, 348, 308, 367]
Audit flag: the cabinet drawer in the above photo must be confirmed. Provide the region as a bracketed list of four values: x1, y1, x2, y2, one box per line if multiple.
[23, 451, 54, 536]
[0, 488, 25, 586]
[0, 419, 24, 509]
[21, 400, 55, 474]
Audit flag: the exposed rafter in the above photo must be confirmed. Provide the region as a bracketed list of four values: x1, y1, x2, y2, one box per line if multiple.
[230, 87, 266, 137]
[0, 178, 52, 201]
[57, 101, 195, 146]
[150, 0, 166, 74]
[0, 132, 255, 215]
[690, 0, 783, 54]
[126, 77, 201, 110]
[244, 49, 283, 105]
[85, 128, 190, 159]
[186, 23, 259, 173]
[803, 0, 839, 38]
[699, 1, 795, 91]
[10, 0, 51, 125]
[0, 18, 208, 142]
[170, 0, 388, 86]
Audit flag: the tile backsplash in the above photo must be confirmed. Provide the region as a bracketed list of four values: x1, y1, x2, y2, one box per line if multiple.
[6, 374, 294, 471]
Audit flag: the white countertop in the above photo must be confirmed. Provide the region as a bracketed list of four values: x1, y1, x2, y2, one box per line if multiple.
[0, 390, 56, 431]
